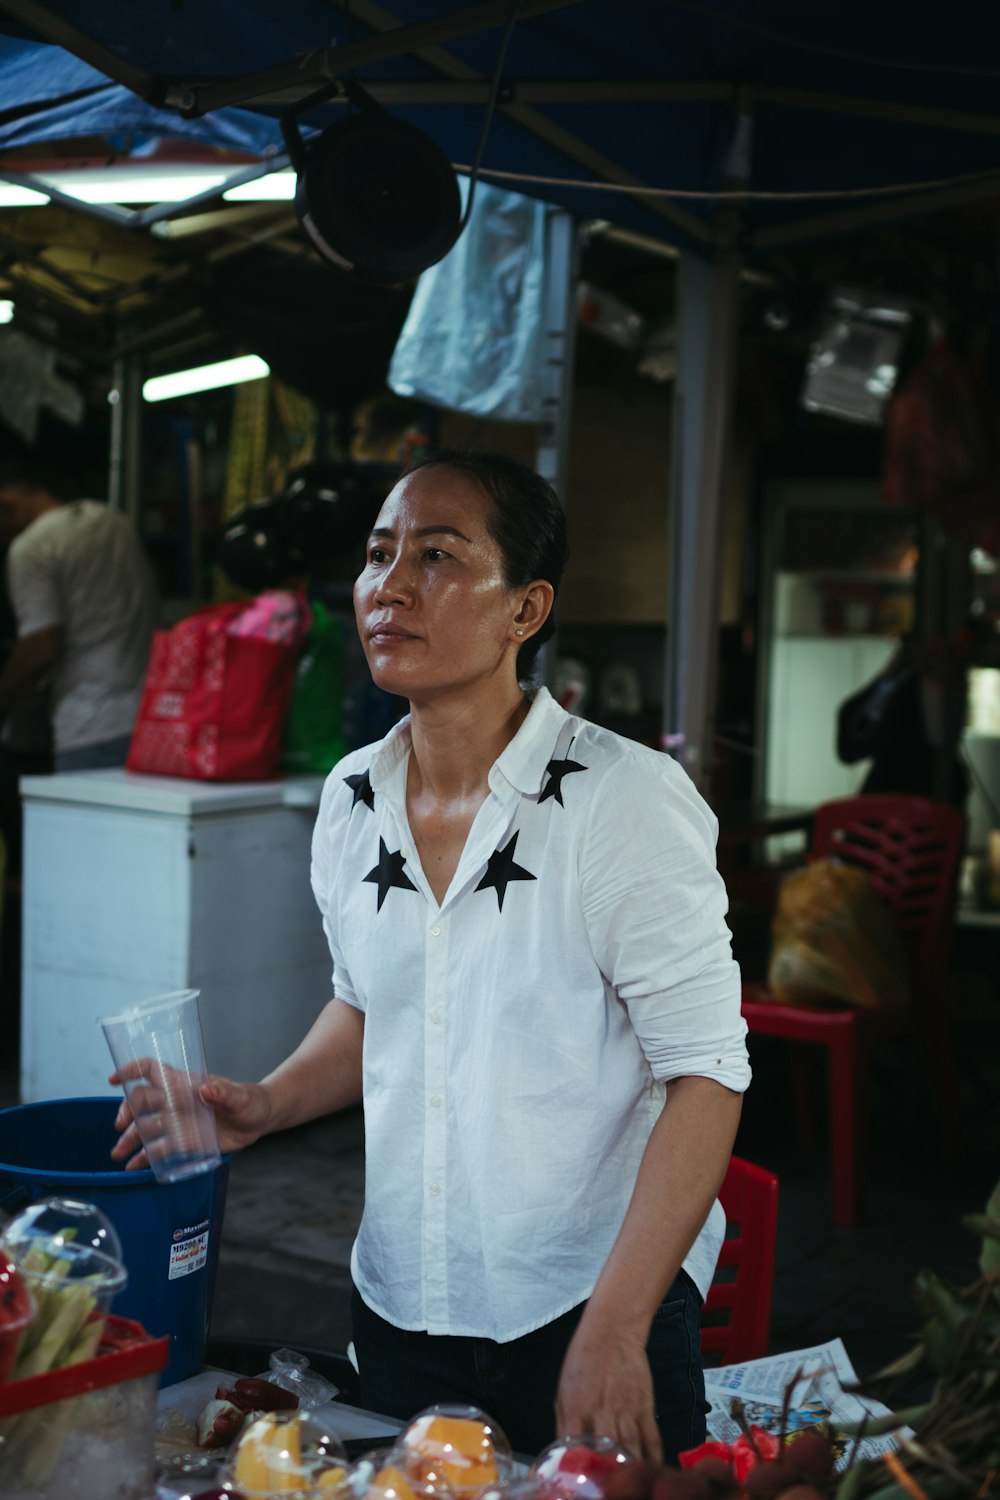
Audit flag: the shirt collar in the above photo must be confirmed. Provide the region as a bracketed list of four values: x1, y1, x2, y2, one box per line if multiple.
[368, 713, 414, 791]
[491, 687, 567, 796]
[367, 686, 568, 799]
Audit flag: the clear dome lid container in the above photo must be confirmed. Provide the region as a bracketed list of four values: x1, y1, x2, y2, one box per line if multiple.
[478, 1481, 561, 1500]
[0, 1196, 127, 1309]
[529, 1438, 634, 1499]
[399, 1406, 513, 1497]
[342, 1445, 452, 1500]
[227, 1408, 349, 1498]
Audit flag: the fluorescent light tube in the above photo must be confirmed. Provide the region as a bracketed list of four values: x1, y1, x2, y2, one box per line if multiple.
[0, 183, 50, 207]
[143, 355, 270, 402]
[0, 164, 293, 208]
[224, 170, 297, 202]
[39, 168, 230, 203]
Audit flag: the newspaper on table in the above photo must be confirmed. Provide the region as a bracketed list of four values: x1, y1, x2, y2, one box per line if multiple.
[704, 1338, 905, 1469]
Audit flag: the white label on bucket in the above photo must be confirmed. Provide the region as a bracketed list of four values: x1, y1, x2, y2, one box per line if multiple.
[169, 1218, 210, 1280]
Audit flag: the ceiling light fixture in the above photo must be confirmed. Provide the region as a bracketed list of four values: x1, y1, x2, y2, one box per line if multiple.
[142, 354, 270, 402]
[0, 301, 14, 323]
[0, 164, 296, 210]
[39, 167, 230, 204]
[224, 170, 296, 202]
[0, 182, 50, 207]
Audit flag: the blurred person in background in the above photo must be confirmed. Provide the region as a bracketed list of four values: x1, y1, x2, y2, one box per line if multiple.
[0, 461, 156, 772]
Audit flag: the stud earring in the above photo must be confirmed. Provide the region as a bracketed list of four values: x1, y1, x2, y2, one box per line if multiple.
[515, 628, 524, 637]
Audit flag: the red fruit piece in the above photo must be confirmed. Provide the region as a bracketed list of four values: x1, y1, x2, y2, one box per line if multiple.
[0, 1258, 35, 1384]
[196, 1397, 250, 1448]
[744, 1462, 797, 1497]
[603, 1460, 659, 1500]
[558, 1447, 623, 1478]
[784, 1431, 835, 1479]
[651, 1469, 712, 1500]
[232, 1375, 300, 1412]
[683, 1458, 740, 1496]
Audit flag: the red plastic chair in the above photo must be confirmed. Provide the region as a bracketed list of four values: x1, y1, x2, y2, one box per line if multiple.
[741, 794, 965, 1227]
[701, 1156, 779, 1366]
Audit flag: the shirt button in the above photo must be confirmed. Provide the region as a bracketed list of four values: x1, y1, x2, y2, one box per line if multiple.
[429, 1010, 442, 1024]
[430, 1095, 442, 1108]
[429, 1182, 441, 1196]
[430, 925, 441, 937]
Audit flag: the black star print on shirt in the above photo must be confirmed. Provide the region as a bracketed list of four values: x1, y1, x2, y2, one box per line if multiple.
[538, 752, 588, 806]
[475, 830, 537, 912]
[363, 837, 417, 911]
[344, 770, 374, 812]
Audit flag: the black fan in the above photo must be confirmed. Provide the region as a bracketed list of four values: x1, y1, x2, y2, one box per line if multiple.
[282, 88, 461, 287]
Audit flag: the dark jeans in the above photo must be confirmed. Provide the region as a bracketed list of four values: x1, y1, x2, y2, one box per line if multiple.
[352, 1273, 707, 1463]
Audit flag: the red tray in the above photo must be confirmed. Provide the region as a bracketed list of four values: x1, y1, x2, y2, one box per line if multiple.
[0, 1314, 169, 1416]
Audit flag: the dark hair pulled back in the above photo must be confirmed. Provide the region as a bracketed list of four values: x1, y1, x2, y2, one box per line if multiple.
[409, 447, 567, 682]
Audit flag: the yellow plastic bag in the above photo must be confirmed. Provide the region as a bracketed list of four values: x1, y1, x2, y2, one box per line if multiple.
[767, 858, 912, 1010]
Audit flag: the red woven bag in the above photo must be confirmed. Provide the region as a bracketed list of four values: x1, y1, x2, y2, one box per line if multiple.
[126, 601, 300, 781]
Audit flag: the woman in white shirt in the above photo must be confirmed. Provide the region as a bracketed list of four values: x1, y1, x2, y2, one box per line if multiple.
[113, 449, 749, 1462]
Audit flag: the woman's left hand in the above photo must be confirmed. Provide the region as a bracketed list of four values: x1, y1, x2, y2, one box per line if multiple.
[556, 1315, 662, 1464]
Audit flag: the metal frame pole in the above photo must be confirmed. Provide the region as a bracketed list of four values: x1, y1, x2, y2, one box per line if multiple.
[662, 246, 741, 790]
[534, 206, 579, 690]
[107, 355, 143, 521]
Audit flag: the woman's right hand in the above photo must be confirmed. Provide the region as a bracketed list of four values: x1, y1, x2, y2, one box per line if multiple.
[109, 1066, 274, 1171]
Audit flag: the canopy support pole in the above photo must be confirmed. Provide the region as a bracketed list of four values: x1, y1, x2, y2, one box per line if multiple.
[535, 205, 579, 690]
[535, 207, 579, 497]
[663, 245, 741, 791]
[108, 355, 143, 523]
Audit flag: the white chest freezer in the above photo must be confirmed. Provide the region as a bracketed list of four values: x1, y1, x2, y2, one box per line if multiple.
[19, 769, 332, 1103]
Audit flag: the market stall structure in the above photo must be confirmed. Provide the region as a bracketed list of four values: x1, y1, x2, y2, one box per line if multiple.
[2, 2, 1000, 783]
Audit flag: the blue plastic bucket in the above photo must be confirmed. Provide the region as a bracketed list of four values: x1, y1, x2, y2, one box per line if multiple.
[0, 1096, 230, 1386]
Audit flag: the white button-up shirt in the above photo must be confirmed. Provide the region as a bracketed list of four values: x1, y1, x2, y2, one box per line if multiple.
[310, 688, 750, 1342]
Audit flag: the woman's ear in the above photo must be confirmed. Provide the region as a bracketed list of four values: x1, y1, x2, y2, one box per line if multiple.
[513, 579, 555, 641]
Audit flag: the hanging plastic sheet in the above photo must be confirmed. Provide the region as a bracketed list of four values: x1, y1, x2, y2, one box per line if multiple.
[387, 180, 548, 423]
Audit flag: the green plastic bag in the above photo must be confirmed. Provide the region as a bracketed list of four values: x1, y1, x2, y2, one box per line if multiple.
[282, 601, 347, 774]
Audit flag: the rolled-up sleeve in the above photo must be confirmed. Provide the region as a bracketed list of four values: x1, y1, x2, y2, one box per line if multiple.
[310, 770, 363, 1011]
[580, 753, 750, 1091]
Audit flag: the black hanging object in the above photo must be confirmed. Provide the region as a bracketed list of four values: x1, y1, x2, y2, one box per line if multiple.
[214, 500, 306, 592]
[277, 461, 376, 555]
[282, 83, 462, 287]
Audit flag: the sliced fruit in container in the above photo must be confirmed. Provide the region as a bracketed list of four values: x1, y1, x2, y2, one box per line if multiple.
[400, 1406, 512, 1496]
[228, 1408, 348, 1496]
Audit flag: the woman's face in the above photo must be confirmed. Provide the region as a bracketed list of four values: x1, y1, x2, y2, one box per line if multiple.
[354, 465, 527, 704]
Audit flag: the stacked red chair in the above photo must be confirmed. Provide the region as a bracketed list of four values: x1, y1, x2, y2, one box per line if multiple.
[741, 794, 965, 1226]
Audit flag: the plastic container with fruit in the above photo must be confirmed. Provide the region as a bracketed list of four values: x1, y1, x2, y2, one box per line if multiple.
[398, 1406, 513, 1497]
[226, 1407, 349, 1497]
[344, 1444, 454, 1500]
[0, 1197, 127, 1383]
[530, 1437, 634, 1500]
[0, 1314, 169, 1500]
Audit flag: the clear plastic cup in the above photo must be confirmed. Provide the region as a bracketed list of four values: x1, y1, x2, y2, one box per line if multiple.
[99, 987, 222, 1184]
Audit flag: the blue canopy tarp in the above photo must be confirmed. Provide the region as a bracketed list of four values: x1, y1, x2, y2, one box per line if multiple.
[2, 2, 1000, 251]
